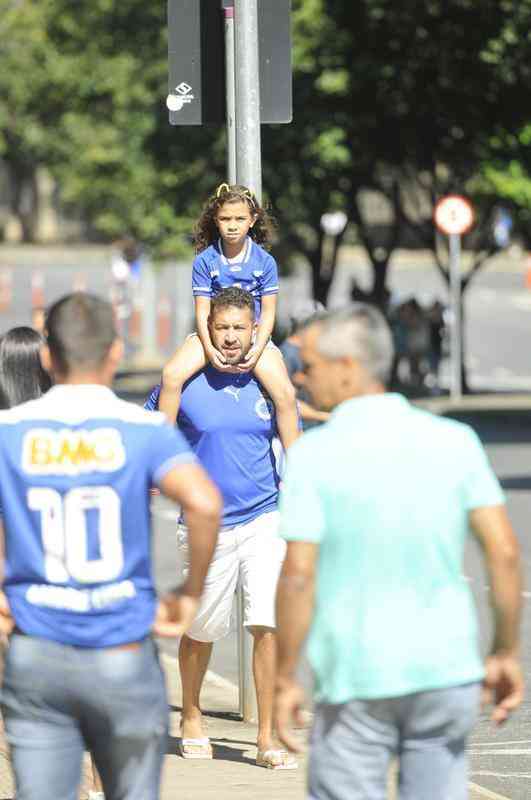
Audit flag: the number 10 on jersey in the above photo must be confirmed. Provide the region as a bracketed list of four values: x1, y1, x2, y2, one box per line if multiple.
[28, 486, 124, 584]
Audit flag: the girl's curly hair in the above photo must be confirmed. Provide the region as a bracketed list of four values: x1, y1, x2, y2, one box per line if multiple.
[193, 183, 276, 253]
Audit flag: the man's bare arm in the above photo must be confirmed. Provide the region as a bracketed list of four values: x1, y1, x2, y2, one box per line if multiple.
[0, 520, 13, 639]
[296, 400, 330, 424]
[154, 463, 221, 636]
[276, 541, 318, 679]
[160, 462, 220, 597]
[470, 504, 524, 723]
[275, 541, 318, 751]
[470, 505, 522, 654]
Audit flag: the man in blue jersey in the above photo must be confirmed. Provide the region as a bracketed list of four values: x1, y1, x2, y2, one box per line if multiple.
[145, 287, 296, 769]
[0, 293, 221, 800]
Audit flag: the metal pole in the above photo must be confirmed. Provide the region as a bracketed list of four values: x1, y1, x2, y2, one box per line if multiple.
[234, 0, 262, 200]
[233, 0, 261, 723]
[224, 4, 237, 185]
[449, 233, 463, 400]
[236, 587, 246, 719]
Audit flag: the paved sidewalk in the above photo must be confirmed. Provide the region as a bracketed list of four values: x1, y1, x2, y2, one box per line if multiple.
[159, 652, 307, 800]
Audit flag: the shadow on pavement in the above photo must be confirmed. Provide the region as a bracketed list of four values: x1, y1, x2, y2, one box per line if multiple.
[210, 740, 256, 764]
[169, 705, 243, 722]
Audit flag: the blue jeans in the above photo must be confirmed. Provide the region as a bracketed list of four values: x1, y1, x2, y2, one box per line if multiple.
[308, 682, 481, 800]
[1, 634, 169, 800]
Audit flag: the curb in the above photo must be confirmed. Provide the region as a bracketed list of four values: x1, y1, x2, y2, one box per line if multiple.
[415, 393, 531, 415]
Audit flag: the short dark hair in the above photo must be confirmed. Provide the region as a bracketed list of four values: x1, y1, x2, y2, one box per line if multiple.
[209, 287, 255, 320]
[0, 326, 51, 408]
[46, 292, 117, 374]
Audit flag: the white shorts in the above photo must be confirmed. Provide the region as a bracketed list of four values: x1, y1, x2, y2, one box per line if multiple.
[176, 510, 286, 642]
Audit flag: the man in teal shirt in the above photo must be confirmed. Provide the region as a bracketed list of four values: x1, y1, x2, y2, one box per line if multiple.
[274, 304, 524, 800]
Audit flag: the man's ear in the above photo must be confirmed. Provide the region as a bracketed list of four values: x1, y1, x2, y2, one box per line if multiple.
[338, 356, 365, 390]
[40, 345, 52, 375]
[108, 338, 124, 368]
[340, 355, 357, 368]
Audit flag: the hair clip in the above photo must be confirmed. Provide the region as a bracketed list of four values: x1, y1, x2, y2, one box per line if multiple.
[215, 183, 230, 198]
[241, 188, 257, 207]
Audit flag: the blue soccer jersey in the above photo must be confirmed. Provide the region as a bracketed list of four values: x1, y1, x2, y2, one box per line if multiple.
[0, 385, 196, 648]
[192, 238, 279, 318]
[146, 368, 280, 527]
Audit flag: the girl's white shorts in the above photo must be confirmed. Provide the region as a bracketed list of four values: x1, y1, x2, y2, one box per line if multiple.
[176, 510, 286, 642]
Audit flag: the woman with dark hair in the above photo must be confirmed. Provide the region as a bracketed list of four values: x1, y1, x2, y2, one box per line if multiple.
[0, 326, 51, 409]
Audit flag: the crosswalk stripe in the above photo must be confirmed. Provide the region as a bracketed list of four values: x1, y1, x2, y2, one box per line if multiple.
[468, 782, 512, 800]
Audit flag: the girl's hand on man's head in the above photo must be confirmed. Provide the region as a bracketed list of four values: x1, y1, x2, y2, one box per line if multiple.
[237, 346, 260, 372]
[206, 346, 228, 371]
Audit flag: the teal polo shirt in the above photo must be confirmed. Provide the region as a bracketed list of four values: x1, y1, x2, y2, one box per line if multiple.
[279, 393, 504, 704]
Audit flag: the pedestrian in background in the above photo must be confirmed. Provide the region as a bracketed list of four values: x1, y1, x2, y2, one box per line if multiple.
[30, 306, 46, 336]
[0, 326, 51, 409]
[279, 300, 330, 431]
[275, 304, 523, 800]
[426, 299, 446, 391]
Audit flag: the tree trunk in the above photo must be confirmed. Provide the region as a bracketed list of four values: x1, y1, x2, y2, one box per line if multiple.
[310, 252, 333, 305]
[370, 259, 390, 307]
[309, 229, 346, 306]
[8, 163, 39, 243]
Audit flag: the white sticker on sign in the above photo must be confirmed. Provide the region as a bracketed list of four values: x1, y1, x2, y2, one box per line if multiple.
[166, 82, 195, 112]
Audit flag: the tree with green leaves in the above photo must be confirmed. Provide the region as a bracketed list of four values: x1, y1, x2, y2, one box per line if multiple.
[0, 0, 60, 240]
[265, 0, 531, 309]
[4, 0, 531, 323]
[0, 0, 224, 252]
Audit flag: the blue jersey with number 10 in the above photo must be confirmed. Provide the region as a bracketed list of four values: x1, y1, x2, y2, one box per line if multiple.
[0, 385, 195, 648]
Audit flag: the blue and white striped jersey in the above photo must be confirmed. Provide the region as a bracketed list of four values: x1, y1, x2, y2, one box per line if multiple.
[192, 238, 279, 319]
[0, 384, 195, 647]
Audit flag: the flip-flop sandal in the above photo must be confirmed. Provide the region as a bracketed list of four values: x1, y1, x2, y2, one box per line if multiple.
[256, 749, 298, 770]
[178, 737, 213, 759]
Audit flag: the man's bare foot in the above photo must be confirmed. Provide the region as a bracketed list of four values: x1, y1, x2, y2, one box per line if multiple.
[181, 708, 206, 741]
[256, 748, 298, 770]
[257, 735, 274, 754]
[179, 710, 212, 758]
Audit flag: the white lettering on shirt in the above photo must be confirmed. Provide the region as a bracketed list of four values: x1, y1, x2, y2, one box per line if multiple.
[25, 579, 136, 612]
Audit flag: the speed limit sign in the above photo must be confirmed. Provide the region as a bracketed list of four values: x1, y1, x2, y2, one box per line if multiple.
[434, 195, 475, 236]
